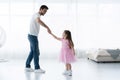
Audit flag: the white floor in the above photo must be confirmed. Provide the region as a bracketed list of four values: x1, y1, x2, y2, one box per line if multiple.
[0, 58, 120, 80]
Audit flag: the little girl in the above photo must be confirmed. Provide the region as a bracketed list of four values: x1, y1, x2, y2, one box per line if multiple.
[50, 30, 76, 76]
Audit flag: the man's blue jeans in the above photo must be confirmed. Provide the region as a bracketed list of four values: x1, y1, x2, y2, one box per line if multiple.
[26, 34, 40, 69]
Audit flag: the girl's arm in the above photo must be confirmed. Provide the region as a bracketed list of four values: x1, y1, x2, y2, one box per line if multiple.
[70, 42, 75, 55]
[72, 48, 75, 56]
[50, 33, 61, 41]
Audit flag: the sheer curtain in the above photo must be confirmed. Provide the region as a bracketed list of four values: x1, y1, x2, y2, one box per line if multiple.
[0, 0, 120, 59]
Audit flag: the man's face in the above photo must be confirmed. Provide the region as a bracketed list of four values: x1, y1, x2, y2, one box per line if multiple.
[40, 9, 48, 16]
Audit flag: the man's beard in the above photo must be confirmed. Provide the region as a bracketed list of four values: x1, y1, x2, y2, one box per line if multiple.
[41, 13, 45, 16]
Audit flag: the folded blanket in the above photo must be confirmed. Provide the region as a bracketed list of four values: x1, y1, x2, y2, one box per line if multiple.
[106, 49, 120, 59]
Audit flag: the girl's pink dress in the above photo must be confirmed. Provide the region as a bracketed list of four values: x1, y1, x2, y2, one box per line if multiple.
[59, 39, 76, 63]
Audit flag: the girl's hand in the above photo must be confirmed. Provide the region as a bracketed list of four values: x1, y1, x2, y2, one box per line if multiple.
[73, 51, 75, 56]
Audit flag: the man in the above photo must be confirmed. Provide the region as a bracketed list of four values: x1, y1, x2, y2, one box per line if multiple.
[25, 5, 51, 73]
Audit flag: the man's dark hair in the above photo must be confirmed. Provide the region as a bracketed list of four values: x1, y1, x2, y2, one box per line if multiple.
[40, 5, 49, 10]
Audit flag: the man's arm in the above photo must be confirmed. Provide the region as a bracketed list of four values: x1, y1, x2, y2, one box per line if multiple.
[36, 17, 51, 33]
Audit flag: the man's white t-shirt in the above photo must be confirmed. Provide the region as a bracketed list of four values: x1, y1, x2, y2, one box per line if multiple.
[29, 12, 40, 36]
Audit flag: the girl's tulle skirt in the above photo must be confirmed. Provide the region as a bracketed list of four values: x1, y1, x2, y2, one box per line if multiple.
[59, 48, 76, 64]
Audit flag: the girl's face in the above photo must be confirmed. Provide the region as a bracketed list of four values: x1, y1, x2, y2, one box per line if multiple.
[62, 32, 67, 39]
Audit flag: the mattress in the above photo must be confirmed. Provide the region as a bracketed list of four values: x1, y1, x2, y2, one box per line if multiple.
[86, 49, 120, 62]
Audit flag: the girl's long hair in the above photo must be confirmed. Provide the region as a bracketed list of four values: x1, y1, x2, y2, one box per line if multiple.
[64, 30, 74, 49]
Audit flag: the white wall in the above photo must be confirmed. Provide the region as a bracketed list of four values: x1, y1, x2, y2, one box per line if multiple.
[0, 0, 120, 59]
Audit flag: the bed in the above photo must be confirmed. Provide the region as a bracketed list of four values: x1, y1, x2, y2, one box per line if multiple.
[86, 49, 120, 62]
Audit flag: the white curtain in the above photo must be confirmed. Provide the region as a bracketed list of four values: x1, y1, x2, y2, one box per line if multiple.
[0, 0, 120, 59]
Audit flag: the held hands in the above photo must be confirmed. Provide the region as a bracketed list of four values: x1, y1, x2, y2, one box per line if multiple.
[47, 28, 51, 34]
[47, 28, 53, 35]
[46, 27, 60, 40]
